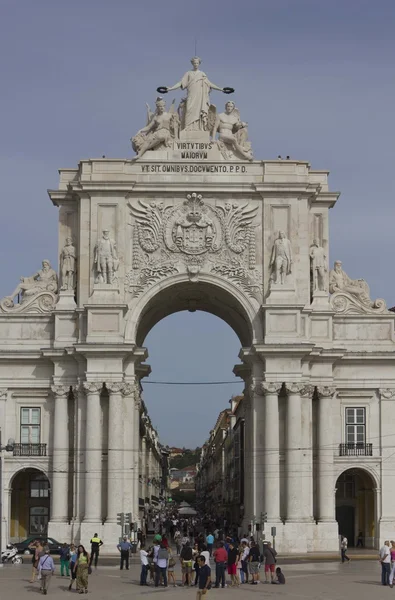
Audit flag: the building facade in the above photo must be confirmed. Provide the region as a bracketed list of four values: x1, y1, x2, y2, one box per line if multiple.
[0, 60, 395, 552]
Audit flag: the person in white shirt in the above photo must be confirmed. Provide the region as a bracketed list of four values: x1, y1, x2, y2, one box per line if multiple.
[140, 545, 149, 586]
[200, 548, 211, 568]
[380, 540, 391, 586]
[340, 536, 350, 563]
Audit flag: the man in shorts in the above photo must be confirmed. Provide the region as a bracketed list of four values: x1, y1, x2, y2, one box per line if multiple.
[248, 541, 260, 585]
[263, 541, 277, 583]
[197, 555, 211, 599]
[227, 541, 239, 586]
[180, 541, 194, 586]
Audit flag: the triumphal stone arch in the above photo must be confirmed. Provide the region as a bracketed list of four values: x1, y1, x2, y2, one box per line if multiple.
[1, 57, 394, 552]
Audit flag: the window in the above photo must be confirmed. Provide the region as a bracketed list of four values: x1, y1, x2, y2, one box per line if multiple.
[29, 506, 49, 535]
[345, 407, 366, 444]
[30, 475, 49, 498]
[337, 473, 355, 499]
[21, 407, 41, 444]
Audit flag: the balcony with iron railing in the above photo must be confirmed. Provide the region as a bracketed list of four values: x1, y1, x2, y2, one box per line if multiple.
[12, 443, 47, 457]
[339, 443, 372, 457]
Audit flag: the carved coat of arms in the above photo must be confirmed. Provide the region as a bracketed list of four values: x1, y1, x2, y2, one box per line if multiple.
[126, 193, 261, 300]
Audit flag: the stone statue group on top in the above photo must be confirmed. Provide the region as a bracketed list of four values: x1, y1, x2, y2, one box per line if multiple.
[131, 56, 253, 161]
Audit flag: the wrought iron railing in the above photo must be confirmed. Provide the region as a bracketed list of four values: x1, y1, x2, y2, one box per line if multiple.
[13, 443, 47, 457]
[339, 443, 372, 457]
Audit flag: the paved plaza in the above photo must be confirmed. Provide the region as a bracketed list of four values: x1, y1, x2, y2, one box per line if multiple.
[0, 559, 391, 600]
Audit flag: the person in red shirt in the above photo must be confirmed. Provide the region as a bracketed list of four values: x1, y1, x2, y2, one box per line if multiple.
[213, 542, 228, 588]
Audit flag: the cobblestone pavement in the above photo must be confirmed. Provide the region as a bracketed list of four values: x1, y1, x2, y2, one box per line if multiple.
[0, 560, 390, 599]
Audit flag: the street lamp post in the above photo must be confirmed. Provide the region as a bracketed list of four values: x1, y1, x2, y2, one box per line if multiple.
[0, 431, 15, 553]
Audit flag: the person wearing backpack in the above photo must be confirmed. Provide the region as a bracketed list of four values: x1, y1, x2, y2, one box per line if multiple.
[180, 541, 194, 586]
[60, 543, 70, 577]
[263, 542, 277, 583]
[155, 543, 168, 587]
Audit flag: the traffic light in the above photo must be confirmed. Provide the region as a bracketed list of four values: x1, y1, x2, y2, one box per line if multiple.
[117, 512, 124, 527]
[124, 512, 132, 525]
[261, 512, 267, 523]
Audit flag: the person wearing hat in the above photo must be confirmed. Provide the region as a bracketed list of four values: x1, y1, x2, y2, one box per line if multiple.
[117, 535, 132, 570]
[89, 533, 103, 569]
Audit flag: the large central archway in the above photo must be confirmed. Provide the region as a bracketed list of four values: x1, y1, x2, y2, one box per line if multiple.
[125, 275, 261, 347]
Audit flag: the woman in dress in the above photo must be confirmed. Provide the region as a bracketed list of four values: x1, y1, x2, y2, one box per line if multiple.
[75, 544, 90, 594]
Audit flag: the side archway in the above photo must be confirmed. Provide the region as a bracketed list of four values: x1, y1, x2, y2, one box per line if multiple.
[335, 467, 377, 549]
[9, 468, 51, 542]
[125, 274, 262, 347]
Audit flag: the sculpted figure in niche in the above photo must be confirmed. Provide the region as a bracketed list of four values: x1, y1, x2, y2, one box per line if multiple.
[60, 237, 76, 291]
[94, 230, 119, 284]
[132, 97, 180, 159]
[7, 260, 58, 304]
[212, 101, 253, 161]
[163, 57, 231, 132]
[310, 239, 327, 292]
[329, 260, 373, 306]
[270, 231, 293, 285]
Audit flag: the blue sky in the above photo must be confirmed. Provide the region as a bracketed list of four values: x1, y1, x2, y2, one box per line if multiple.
[1, 0, 394, 446]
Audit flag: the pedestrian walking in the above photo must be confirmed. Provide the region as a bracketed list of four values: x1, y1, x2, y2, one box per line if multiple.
[167, 546, 177, 587]
[340, 535, 350, 563]
[175, 529, 182, 555]
[68, 545, 78, 591]
[59, 543, 70, 577]
[196, 555, 211, 600]
[263, 541, 277, 583]
[213, 541, 227, 588]
[89, 533, 103, 569]
[380, 540, 391, 586]
[117, 535, 132, 570]
[206, 532, 214, 556]
[140, 544, 149, 586]
[38, 549, 55, 595]
[193, 543, 200, 586]
[29, 541, 41, 583]
[155, 542, 168, 588]
[76, 544, 91, 594]
[356, 531, 364, 548]
[248, 540, 260, 585]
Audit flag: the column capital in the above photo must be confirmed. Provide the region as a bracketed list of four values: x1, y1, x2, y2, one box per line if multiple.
[83, 381, 103, 395]
[0, 389, 7, 399]
[316, 385, 336, 399]
[249, 378, 265, 396]
[380, 388, 395, 399]
[121, 382, 135, 397]
[261, 382, 283, 395]
[51, 385, 70, 398]
[106, 382, 124, 395]
[285, 383, 313, 397]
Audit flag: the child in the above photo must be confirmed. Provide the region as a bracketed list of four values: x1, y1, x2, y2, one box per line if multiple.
[272, 566, 285, 584]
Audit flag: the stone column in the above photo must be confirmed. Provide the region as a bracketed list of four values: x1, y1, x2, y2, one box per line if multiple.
[316, 386, 336, 522]
[83, 382, 103, 522]
[106, 382, 125, 522]
[301, 385, 314, 521]
[141, 435, 147, 500]
[122, 383, 135, 513]
[261, 382, 282, 522]
[133, 387, 141, 524]
[51, 385, 70, 522]
[284, 383, 311, 521]
[249, 379, 265, 521]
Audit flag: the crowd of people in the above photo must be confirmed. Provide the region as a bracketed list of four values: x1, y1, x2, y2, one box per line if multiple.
[140, 530, 286, 590]
[28, 539, 93, 594]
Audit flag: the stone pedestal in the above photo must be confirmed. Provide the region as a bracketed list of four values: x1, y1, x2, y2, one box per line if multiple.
[56, 290, 76, 309]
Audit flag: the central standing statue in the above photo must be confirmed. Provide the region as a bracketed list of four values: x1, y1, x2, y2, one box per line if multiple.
[159, 57, 233, 132]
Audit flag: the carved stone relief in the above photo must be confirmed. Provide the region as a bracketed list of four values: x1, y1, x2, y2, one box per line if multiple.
[0, 260, 58, 314]
[329, 260, 386, 315]
[126, 192, 261, 301]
